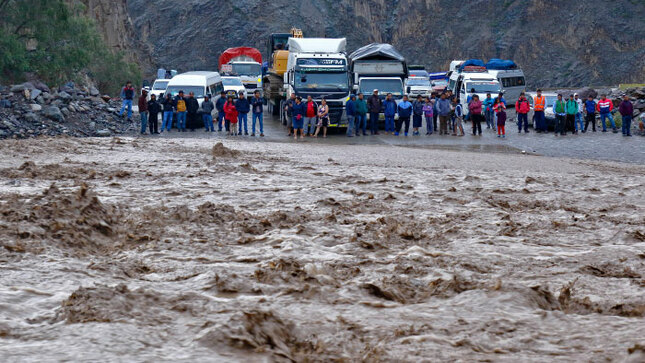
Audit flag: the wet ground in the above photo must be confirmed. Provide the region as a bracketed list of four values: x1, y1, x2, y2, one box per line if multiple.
[0, 120, 644, 361]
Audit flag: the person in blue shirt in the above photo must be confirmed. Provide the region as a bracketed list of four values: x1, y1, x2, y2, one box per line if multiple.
[383, 93, 397, 135]
[346, 94, 356, 137]
[215, 91, 227, 132]
[292, 96, 306, 140]
[395, 95, 413, 136]
[584, 95, 597, 132]
[250, 90, 265, 137]
[483, 93, 495, 130]
[235, 92, 250, 135]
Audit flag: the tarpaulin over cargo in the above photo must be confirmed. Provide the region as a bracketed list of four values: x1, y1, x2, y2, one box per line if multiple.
[218, 47, 262, 68]
[458, 59, 485, 71]
[485, 59, 518, 70]
[428, 72, 447, 80]
[348, 43, 408, 75]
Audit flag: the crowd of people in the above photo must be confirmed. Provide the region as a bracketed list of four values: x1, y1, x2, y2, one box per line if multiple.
[119, 82, 641, 139]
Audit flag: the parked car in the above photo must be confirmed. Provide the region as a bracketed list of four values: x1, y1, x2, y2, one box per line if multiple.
[526, 92, 559, 131]
[222, 76, 246, 99]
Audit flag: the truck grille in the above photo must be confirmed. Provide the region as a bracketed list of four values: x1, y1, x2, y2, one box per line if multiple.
[244, 84, 257, 89]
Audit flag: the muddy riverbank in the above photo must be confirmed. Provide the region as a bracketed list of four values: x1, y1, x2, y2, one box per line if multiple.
[1, 137, 644, 361]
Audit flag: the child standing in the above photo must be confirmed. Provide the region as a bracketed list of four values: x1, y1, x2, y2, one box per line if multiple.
[224, 96, 238, 136]
[494, 98, 507, 138]
[453, 100, 465, 136]
[423, 97, 434, 135]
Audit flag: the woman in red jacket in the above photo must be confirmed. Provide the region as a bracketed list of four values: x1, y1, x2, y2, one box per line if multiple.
[468, 95, 483, 135]
[515, 92, 531, 133]
[224, 96, 238, 136]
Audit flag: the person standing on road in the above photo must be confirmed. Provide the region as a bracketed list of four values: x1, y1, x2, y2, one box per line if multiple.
[553, 94, 566, 136]
[565, 94, 578, 134]
[355, 93, 368, 136]
[138, 89, 148, 135]
[175, 91, 187, 132]
[453, 99, 465, 136]
[314, 98, 329, 138]
[412, 95, 424, 136]
[235, 92, 250, 135]
[367, 89, 382, 135]
[284, 93, 296, 137]
[346, 94, 356, 137]
[468, 94, 483, 136]
[574, 93, 584, 134]
[303, 95, 318, 137]
[383, 93, 397, 135]
[619, 94, 634, 137]
[161, 93, 174, 132]
[395, 95, 412, 136]
[201, 95, 215, 132]
[436, 93, 451, 135]
[119, 81, 135, 121]
[224, 96, 238, 136]
[483, 93, 495, 130]
[584, 95, 597, 132]
[597, 94, 617, 133]
[251, 90, 265, 137]
[431, 92, 439, 131]
[515, 92, 530, 133]
[186, 92, 200, 132]
[423, 96, 434, 135]
[533, 89, 547, 133]
[147, 94, 161, 134]
[494, 97, 507, 138]
[292, 96, 306, 140]
[216, 91, 227, 132]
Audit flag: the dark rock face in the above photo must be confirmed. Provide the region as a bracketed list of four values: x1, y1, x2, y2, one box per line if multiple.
[126, 0, 645, 88]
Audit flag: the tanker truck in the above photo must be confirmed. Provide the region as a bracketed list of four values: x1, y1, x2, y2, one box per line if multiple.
[283, 37, 351, 127]
[218, 47, 263, 98]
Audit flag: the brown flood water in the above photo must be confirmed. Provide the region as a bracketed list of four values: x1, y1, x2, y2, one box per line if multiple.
[0, 136, 644, 362]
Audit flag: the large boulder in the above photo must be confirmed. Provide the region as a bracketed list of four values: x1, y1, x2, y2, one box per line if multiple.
[42, 106, 65, 122]
[89, 86, 100, 96]
[577, 87, 598, 100]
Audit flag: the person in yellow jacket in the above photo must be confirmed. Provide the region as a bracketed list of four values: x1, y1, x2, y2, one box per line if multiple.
[533, 88, 547, 133]
[174, 91, 187, 132]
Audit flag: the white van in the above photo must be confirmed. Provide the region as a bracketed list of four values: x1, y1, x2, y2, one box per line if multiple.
[449, 70, 501, 116]
[222, 76, 246, 99]
[487, 69, 526, 105]
[165, 71, 223, 105]
[148, 79, 171, 101]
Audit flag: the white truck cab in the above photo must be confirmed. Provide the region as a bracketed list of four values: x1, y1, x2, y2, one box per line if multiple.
[449, 69, 501, 116]
[228, 61, 263, 97]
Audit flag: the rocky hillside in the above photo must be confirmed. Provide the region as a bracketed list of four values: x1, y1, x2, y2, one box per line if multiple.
[124, 0, 645, 88]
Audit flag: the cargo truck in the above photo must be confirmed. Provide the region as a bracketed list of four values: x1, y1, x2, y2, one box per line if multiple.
[219, 47, 263, 99]
[282, 37, 351, 127]
[349, 43, 409, 122]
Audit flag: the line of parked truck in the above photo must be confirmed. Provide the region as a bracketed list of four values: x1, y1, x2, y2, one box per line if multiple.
[147, 30, 527, 128]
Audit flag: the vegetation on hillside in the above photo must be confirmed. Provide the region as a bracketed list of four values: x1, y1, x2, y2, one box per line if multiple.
[0, 0, 140, 94]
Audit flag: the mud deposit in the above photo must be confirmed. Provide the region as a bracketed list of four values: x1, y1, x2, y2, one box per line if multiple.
[1, 136, 644, 361]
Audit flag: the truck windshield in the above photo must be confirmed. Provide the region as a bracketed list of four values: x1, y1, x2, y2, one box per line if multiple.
[360, 79, 403, 96]
[407, 78, 430, 87]
[165, 86, 205, 98]
[231, 63, 261, 76]
[222, 78, 243, 86]
[466, 81, 501, 94]
[295, 71, 349, 92]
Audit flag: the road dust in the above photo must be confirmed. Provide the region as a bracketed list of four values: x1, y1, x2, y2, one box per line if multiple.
[0, 136, 643, 361]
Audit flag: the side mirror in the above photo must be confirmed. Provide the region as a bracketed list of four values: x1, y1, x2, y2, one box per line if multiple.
[406, 86, 411, 94]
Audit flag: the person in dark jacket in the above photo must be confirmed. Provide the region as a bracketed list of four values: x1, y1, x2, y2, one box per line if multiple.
[250, 90, 265, 137]
[367, 89, 382, 135]
[396, 95, 413, 136]
[201, 95, 215, 132]
[292, 96, 306, 140]
[185, 92, 200, 131]
[161, 93, 174, 132]
[119, 81, 135, 121]
[355, 93, 368, 136]
[138, 89, 148, 134]
[235, 92, 250, 135]
[584, 95, 597, 132]
[619, 94, 634, 136]
[147, 94, 161, 134]
[215, 91, 227, 132]
[412, 95, 424, 136]
[284, 93, 296, 136]
[345, 94, 356, 137]
[383, 93, 397, 135]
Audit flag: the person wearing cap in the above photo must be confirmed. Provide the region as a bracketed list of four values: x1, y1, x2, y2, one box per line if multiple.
[574, 93, 584, 134]
[552, 94, 566, 136]
[619, 94, 634, 137]
[250, 90, 265, 137]
[345, 94, 356, 137]
[583, 95, 597, 132]
[565, 94, 578, 134]
[355, 93, 368, 136]
[138, 88, 148, 134]
[533, 89, 547, 133]
[174, 90, 187, 132]
[596, 94, 617, 133]
[216, 91, 227, 132]
[186, 91, 200, 132]
[235, 92, 250, 135]
[201, 94, 215, 132]
[367, 89, 382, 135]
[515, 92, 530, 133]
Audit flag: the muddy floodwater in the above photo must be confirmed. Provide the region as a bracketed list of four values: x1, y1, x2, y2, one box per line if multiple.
[0, 136, 644, 362]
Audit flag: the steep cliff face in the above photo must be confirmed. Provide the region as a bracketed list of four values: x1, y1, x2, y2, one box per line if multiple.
[126, 0, 645, 87]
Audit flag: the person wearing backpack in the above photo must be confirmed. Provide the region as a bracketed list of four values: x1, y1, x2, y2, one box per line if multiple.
[174, 91, 187, 132]
[552, 94, 567, 136]
[565, 94, 578, 134]
[515, 92, 530, 133]
[584, 95, 597, 132]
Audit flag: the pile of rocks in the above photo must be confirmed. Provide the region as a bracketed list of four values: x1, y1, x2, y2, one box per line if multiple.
[608, 87, 645, 118]
[0, 82, 134, 139]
